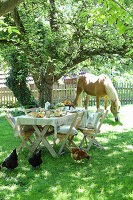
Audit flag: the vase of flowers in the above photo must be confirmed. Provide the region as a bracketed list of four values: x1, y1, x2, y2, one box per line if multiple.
[56, 102, 65, 111]
[47, 104, 56, 114]
[48, 104, 56, 110]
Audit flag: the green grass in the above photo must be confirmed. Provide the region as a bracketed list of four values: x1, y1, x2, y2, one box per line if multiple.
[0, 105, 133, 200]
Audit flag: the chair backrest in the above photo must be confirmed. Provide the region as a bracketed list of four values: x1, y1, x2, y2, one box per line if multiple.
[81, 109, 108, 132]
[75, 111, 85, 130]
[5, 114, 15, 129]
[5, 114, 34, 135]
[57, 111, 85, 135]
[97, 110, 108, 132]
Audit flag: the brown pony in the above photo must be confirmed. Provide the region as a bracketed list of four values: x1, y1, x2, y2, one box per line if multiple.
[74, 74, 121, 121]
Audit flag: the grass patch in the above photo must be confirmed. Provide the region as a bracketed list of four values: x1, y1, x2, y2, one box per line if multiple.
[0, 105, 133, 200]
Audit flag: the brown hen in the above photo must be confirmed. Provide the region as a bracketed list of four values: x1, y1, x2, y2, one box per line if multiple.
[69, 147, 90, 161]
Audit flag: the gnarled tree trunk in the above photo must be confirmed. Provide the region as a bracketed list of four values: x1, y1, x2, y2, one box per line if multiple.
[38, 82, 53, 107]
[34, 73, 54, 107]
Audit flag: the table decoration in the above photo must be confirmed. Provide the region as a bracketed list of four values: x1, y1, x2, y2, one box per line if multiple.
[62, 100, 74, 109]
[48, 104, 56, 110]
[56, 102, 65, 111]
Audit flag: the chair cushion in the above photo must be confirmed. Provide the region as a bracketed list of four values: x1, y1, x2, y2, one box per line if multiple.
[86, 112, 101, 129]
[57, 125, 78, 135]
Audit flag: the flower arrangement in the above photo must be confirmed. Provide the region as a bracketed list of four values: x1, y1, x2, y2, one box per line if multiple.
[48, 104, 56, 109]
[56, 102, 65, 107]
[62, 100, 73, 106]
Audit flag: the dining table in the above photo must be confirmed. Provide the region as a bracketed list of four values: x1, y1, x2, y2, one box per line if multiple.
[14, 109, 88, 157]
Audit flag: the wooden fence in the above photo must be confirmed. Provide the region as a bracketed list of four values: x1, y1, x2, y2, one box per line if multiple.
[0, 82, 133, 107]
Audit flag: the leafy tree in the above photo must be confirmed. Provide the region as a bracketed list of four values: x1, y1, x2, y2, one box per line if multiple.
[0, 0, 132, 106]
[4, 50, 38, 107]
[0, 0, 24, 16]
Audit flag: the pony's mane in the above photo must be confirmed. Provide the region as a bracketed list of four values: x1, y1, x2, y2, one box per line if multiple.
[104, 75, 120, 106]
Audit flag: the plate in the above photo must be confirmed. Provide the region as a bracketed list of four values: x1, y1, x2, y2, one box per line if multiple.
[54, 114, 66, 117]
[54, 114, 61, 117]
[28, 112, 44, 118]
[69, 110, 77, 113]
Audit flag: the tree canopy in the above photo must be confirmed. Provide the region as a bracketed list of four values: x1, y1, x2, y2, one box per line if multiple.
[0, 0, 24, 16]
[0, 0, 133, 106]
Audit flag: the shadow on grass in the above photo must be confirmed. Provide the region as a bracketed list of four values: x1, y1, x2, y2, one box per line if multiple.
[103, 118, 123, 126]
[0, 110, 133, 200]
[0, 128, 133, 200]
[102, 113, 123, 126]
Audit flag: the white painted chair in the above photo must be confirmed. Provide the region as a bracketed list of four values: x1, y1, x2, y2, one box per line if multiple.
[79, 109, 108, 151]
[56, 111, 85, 155]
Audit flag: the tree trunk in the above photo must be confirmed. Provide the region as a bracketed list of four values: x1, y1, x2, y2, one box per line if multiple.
[38, 82, 53, 107]
[31, 65, 55, 107]
[0, 0, 24, 16]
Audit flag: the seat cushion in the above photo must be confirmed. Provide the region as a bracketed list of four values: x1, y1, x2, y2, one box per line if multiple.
[57, 125, 78, 135]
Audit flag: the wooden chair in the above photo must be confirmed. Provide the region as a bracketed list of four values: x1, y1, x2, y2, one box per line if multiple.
[79, 109, 108, 151]
[56, 111, 85, 155]
[5, 114, 35, 153]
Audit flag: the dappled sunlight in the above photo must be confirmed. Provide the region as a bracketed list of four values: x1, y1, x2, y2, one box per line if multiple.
[0, 105, 133, 199]
[119, 105, 133, 130]
[107, 150, 122, 157]
[97, 137, 109, 143]
[116, 164, 123, 169]
[122, 145, 133, 152]
[42, 170, 51, 178]
[51, 185, 59, 192]
[21, 167, 31, 171]
[0, 185, 17, 192]
[77, 187, 84, 193]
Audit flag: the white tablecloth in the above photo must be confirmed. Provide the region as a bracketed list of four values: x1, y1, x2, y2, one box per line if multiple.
[14, 109, 88, 137]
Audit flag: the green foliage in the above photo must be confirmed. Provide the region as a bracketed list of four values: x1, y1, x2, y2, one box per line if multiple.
[4, 50, 38, 107]
[10, 110, 25, 116]
[0, 0, 132, 105]
[0, 16, 20, 34]
[6, 68, 38, 107]
[86, 0, 133, 55]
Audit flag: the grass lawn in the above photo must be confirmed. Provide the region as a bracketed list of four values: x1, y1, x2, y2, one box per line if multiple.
[0, 105, 133, 200]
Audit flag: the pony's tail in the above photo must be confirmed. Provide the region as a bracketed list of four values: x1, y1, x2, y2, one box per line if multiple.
[77, 91, 83, 107]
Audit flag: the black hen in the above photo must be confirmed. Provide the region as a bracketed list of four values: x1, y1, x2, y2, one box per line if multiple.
[28, 150, 42, 168]
[2, 149, 18, 170]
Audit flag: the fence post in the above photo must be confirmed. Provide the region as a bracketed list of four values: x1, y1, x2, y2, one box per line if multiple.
[1, 81, 133, 107]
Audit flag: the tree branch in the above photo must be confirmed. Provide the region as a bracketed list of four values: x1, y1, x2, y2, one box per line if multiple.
[0, 39, 20, 46]
[49, 0, 59, 32]
[0, 0, 24, 16]
[56, 46, 127, 79]
[112, 0, 133, 17]
[12, 8, 26, 35]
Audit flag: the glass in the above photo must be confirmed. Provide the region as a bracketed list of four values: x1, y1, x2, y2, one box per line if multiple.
[46, 110, 50, 118]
